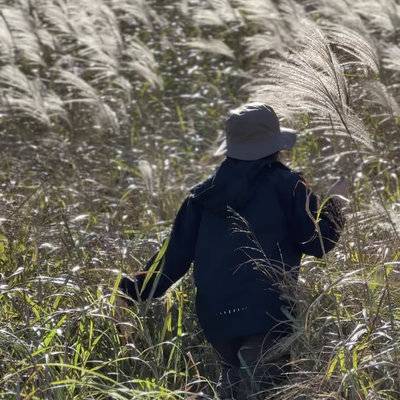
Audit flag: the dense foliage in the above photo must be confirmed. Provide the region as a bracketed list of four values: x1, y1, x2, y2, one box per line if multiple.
[0, 0, 399, 398]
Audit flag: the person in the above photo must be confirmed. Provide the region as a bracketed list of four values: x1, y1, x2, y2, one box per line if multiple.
[118, 103, 348, 399]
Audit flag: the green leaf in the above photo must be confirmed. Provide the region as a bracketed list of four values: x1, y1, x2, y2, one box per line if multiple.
[141, 237, 170, 295]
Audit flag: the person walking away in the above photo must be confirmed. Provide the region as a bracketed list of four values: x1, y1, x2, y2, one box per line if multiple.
[118, 103, 348, 399]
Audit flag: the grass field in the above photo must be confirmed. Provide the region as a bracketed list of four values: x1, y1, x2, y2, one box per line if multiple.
[0, 0, 399, 399]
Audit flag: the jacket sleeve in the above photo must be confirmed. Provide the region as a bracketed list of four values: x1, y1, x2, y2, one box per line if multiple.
[119, 195, 202, 302]
[286, 173, 346, 258]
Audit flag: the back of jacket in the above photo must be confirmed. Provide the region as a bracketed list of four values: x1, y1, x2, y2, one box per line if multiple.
[119, 157, 345, 342]
[191, 160, 306, 341]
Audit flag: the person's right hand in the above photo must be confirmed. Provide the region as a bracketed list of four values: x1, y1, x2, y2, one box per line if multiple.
[327, 176, 350, 198]
[119, 276, 141, 304]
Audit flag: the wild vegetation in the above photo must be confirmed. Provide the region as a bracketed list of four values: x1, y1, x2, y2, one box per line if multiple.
[0, 0, 399, 398]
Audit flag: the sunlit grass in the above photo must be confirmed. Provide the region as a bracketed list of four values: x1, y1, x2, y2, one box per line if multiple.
[0, 0, 399, 399]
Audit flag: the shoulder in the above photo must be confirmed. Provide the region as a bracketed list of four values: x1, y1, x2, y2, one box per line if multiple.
[170, 193, 202, 231]
[268, 162, 315, 203]
[272, 162, 306, 187]
[187, 170, 217, 206]
[188, 174, 214, 198]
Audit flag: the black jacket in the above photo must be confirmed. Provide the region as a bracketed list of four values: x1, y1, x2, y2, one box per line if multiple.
[120, 157, 345, 342]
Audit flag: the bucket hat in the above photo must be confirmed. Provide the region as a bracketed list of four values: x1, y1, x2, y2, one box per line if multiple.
[214, 102, 297, 160]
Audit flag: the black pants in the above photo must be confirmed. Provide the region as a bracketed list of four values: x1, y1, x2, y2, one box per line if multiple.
[210, 331, 291, 400]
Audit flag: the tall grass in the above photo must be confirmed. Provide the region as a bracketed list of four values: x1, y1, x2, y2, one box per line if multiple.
[0, 0, 399, 399]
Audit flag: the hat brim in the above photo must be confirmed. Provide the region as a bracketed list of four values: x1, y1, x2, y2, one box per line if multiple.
[213, 127, 297, 160]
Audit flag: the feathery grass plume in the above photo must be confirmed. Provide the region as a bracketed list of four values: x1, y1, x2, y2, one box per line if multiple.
[246, 22, 374, 150]
[185, 38, 235, 59]
[239, 0, 307, 59]
[51, 0, 161, 88]
[353, 0, 400, 35]
[383, 45, 400, 73]
[322, 22, 380, 76]
[0, 0, 163, 132]
[308, 0, 368, 33]
[365, 81, 400, 122]
[138, 160, 154, 194]
[35, 0, 76, 37]
[242, 33, 287, 59]
[0, 6, 44, 67]
[0, 11, 15, 64]
[178, 0, 190, 17]
[234, 0, 280, 28]
[0, 64, 66, 127]
[74, 2, 123, 61]
[124, 39, 163, 90]
[62, 3, 124, 86]
[105, 0, 153, 27]
[192, 0, 242, 27]
[55, 69, 119, 133]
[363, 200, 400, 233]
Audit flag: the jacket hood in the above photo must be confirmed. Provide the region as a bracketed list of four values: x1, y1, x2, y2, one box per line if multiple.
[189, 156, 280, 213]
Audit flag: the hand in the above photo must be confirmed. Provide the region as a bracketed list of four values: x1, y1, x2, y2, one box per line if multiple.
[327, 176, 350, 199]
[119, 276, 141, 304]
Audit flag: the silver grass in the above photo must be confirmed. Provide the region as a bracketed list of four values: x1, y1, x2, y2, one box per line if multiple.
[311, 114, 373, 149]
[234, 0, 301, 59]
[0, 12, 14, 63]
[178, 0, 190, 17]
[105, 0, 152, 27]
[129, 61, 163, 91]
[309, 0, 399, 36]
[242, 33, 283, 58]
[233, 0, 279, 28]
[108, 75, 132, 100]
[59, 0, 123, 58]
[94, 3, 123, 55]
[124, 40, 163, 89]
[383, 46, 400, 73]
[46, 0, 161, 88]
[74, 28, 121, 81]
[138, 160, 154, 194]
[192, 0, 242, 27]
[353, 0, 400, 34]
[309, 0, 368, 33]
[42, 90, 68, 122]
[364, 200, 400, 233]
[279, 0, 309, 25]
[207, 0, 240, 23]
[55, 69, 100, 100]
[1, 7, 43, 66]
[192, 9, 225, 27]
[55, 69, 119, 133]
[322, 23, 380, 75]
[185, 38, 234, 59]
[36, 0, 74, 37]
[1, 96, 50, 126]
[364, 81, 400, 121]
[246, 22, 374, 149]
[36, 27, 56, 52]
[13, 0, 32, 12]
[243, 28, 294, 61]
[0, 65, 65, 126]
[160, 33, 174, 53]
[36, 0, 161, 91]
[81, 2, 161, 88]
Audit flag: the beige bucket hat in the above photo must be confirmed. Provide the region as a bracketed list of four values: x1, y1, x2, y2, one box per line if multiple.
[214, 102, 297, 160]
